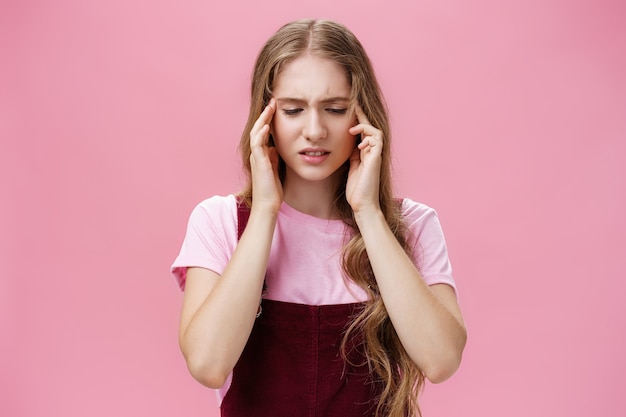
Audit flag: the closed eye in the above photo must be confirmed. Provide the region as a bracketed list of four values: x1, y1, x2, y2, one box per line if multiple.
[283, 108, 303, 116]
[326, 108, 347, 115]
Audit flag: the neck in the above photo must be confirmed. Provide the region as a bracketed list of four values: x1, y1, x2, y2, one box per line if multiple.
[282, 175, 340, 220]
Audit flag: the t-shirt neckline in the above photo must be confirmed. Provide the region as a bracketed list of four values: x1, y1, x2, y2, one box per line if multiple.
[279, 201, 347, 233]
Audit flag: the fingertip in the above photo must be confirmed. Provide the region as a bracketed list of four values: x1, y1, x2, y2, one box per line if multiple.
[262, 99, 273, 112]
[355, 105, 371, 125]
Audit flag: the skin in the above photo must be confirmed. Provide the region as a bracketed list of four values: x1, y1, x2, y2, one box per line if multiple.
[179, 54, 466, 389]
[270, 55, 356, 218]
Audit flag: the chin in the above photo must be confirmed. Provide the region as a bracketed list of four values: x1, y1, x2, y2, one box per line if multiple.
[288, 167, 338, 184]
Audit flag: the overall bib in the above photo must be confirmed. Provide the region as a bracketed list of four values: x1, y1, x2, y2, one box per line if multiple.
[220, 200, 382, 416]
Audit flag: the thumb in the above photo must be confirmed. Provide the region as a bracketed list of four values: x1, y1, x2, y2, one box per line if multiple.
[268, 147, 280, 171]
[348, 148, 360, 172]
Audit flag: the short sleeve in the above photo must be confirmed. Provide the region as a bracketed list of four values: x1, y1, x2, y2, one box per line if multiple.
[170, 195, 238, 290]
[402, 198, 457, 294]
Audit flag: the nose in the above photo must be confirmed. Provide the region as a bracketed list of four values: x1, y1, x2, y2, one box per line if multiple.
[302, 111, 326, 142]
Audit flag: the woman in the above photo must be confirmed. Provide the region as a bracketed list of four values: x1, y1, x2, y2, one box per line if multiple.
[172, 18, 466, 417]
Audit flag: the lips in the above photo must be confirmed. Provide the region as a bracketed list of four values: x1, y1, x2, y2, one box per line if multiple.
[300, 150, 328, 156]
[298, 148, 330, 164]
[299, 148, 329, 156]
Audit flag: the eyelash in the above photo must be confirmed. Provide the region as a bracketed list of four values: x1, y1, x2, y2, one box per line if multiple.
[282, 108, 347, 116]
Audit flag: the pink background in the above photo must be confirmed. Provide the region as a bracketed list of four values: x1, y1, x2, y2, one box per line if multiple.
[2, 0, 625, 416]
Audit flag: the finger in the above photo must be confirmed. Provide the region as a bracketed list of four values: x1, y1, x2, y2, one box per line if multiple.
[250, 124, 270, 149]
[357, 137, 369, 150]
[350, 124, 383, 144]
[357, 137, 383, 158]
[251, 106, 269, 135]
[349, 147, 361, 169]
[349, 123, 378, 136]
[268, 146, 279, 168]
[354, 104, 370, 126]
[259, 99, 276, 130]
[349, 116, 381, 137]
[265, 97, 276, 121]
[251, 99, 276, 143]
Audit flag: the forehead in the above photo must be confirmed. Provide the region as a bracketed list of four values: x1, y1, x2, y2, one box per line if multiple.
[273, 55, 350, 98]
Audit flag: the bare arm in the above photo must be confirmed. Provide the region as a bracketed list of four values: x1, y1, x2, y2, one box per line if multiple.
[179, 206, 277, 388]
[178, 99, 281, 388]
[347, 106, 466, 383]
[355, 208, 466, 383]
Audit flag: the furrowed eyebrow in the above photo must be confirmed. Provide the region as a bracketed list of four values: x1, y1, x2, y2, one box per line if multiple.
[275, 97, 350, 105]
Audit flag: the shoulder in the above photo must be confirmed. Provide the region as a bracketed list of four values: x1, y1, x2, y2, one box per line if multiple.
[171, 195, 238, 290]
[193, 194, 237, 211]
[399, 197, 439, 229]
[398, 198, 454, 286]
[186, 194, 238, 238]
[189, 194, 237, 222]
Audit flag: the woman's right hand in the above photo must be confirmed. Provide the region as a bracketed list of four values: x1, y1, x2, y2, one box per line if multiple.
[249, 98, 283, 213]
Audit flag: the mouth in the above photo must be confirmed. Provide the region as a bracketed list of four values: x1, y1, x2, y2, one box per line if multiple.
[298, 149, 330, 164]
[299, 150, 329, 156]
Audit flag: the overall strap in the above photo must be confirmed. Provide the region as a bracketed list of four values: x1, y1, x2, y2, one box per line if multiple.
[235, 196, 251, 241]
[235, 196, 266, 316]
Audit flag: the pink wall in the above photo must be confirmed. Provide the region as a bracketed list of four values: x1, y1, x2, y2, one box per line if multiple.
[2, 0, 625, 416]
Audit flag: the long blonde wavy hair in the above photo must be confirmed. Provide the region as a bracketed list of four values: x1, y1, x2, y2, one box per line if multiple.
[238, 19, 424, 417]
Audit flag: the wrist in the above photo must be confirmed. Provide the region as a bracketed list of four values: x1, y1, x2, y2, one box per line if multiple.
[353, 205, 385, 226]
[250, 201, 281, 219]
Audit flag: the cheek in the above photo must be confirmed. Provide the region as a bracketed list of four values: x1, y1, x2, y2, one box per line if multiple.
[270, 117, 284, 141]
[270, 117, 296, 150]
[272, 115, 296, 136]
[334, 118, 357, 140]
[336, 124, 357, 153]
[342, 114, 357, 131]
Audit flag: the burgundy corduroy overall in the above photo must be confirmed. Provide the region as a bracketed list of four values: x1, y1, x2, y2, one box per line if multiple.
[219, 200, 382, 417]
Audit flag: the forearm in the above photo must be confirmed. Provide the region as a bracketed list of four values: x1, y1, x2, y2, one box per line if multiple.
[180, 206, 277, 387]
[355, 208, 466, 382]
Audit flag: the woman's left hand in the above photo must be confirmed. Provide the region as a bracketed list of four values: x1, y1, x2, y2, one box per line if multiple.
[346, 105, 383, 214]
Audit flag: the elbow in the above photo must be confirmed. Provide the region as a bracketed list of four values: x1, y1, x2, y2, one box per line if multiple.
[183, 351, 230, 389]
[422, 331, 467, 384]
[180, 332, 232, 389]
[423, 356, 461, 384]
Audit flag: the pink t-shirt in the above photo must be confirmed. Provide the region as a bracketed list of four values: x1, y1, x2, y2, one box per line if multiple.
[171, 194, 456, 403]
[171, 194, 456, 303]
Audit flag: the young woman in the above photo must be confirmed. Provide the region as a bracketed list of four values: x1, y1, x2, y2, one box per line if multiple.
[172, 19, 466, 417]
